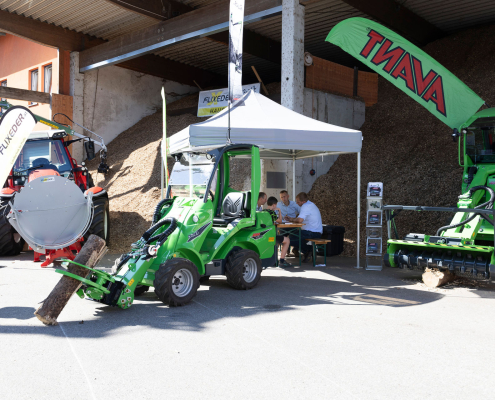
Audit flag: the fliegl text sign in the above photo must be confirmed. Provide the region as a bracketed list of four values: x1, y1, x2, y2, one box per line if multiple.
[197, 83, 260, 117]
[0, 106, 37, 186]
[327, 18, 484, 129]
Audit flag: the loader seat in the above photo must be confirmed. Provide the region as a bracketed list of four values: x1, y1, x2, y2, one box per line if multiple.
[213, 192, 249, 226]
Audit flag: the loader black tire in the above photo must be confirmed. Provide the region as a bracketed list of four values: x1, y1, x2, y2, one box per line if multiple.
[383, 253, 392, 268]
[154, 258, 199, 307]
[225, 249, 262, 290]
[85, 195, 110, 245]
[0, 199, 24, 256]
[0, 215, 24, 256]
[134, 285, 150, 296]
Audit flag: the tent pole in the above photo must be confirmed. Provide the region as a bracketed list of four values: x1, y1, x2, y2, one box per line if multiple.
[292, 156, 296, 200]
[355, 151, 362, 269]
[161, 157, 164, 200]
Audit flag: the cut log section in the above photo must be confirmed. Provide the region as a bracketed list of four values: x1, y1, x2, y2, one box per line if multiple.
[422, 267, 455, 288]
[34, 235, 107, 326]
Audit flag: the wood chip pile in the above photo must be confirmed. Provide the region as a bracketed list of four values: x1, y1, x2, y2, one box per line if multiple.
[86, 112, 204, 253]
[309, 23, 495, 257]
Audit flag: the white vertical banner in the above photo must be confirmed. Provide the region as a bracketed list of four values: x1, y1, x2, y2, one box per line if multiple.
[228, 0, 245, 103]
[0, 106, 37, 187]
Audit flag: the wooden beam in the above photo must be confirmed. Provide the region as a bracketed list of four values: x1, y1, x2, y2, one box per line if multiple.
[0, 9, 104, 51]
[104, 0, 192, 20]
[340, 0, 445, 45]
[0, 87, 50, 104]
[59, 50, 71, 95]
[117, 54, 225, 88]
[0, 10, 223, 87]
[79, 0, 282, 72]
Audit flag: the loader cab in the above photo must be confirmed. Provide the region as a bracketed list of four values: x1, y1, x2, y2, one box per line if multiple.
[166, 144, 261, 227]
[6, 130, 90, 192]
[461, 109, 495, 166]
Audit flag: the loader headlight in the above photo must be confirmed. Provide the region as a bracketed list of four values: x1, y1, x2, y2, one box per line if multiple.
[148, 245, 159, 257]
[461, 129, 467, 134]
[192, 215, 199, 223]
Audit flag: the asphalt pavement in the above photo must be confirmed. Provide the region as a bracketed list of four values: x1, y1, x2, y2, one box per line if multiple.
[1, 252, 495, 400]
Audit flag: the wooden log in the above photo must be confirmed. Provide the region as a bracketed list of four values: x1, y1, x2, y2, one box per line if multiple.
[422, 268, 455, 288]
[34, 235, 107, 326]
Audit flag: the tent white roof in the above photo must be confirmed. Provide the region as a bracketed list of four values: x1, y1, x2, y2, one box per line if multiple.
[166, 90, 362, 159]
[161, 89, 363, 269]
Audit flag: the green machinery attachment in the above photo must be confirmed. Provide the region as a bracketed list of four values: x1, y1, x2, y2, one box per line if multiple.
[56, 144, 279, 308]
[383, 108, 495, 281]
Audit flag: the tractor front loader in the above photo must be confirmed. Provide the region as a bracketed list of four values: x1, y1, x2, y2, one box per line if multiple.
[384, 108, 495, 281]
[0, 101, 110, 266]
[54, 144, 278, 309]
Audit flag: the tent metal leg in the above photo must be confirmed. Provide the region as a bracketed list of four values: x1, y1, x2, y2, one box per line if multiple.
[292, 157, 296, 200]
[355, 151, 362, 269]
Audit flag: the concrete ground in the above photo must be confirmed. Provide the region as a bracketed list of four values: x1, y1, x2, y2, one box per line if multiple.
[1, 252, 495, 400]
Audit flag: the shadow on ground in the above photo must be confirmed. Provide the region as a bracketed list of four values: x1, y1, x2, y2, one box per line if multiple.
[0, 259, 451, 338]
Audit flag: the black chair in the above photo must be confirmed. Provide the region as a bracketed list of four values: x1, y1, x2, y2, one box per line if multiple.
[213, 192, 250, 226]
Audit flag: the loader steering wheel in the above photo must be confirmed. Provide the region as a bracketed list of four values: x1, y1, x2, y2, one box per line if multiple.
[209, 190, 214, 201]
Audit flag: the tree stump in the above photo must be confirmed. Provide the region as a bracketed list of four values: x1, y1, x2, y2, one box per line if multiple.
[422, 267, 455, 288]
[34, 235, 107, 326]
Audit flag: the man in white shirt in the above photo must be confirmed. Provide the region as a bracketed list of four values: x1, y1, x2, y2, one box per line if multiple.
[277, 190, 300, 220]
[256, 192, 267, 211]
[285, 192, 323, 263]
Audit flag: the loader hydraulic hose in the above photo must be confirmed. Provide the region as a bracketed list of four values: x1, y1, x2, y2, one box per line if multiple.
[143, 217, 177, 245]
[436, 185, 495, 236]
[152, 199, 173, 224]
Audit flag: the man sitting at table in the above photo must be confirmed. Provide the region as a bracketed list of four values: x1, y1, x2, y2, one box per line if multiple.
[277, 190, 301, 257]
[256, 192, 267, 211]
[266, 196, 292, 268]
[277, 190, 301, 220]
[284, 192, 323, 263]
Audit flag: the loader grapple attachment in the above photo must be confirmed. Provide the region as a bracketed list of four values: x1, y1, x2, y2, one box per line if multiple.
[387, 239, 493, 280]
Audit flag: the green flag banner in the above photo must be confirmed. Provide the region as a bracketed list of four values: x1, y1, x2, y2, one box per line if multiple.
[326, 18, 484, 129]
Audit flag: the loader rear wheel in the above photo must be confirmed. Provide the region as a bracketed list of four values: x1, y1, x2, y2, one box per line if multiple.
[134, 285, 150, 296]
[0, 200, 24, 256]
[383, 253, 392, 268]
[225, 249, 262, 290]
[154, 258, 199, 306]
[85, 196, 110, 245]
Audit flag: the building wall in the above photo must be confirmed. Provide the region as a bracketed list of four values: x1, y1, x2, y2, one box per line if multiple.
[262, 89, 365, 201]
[70, 52, 197, 162]
[0, 34, 58, 131]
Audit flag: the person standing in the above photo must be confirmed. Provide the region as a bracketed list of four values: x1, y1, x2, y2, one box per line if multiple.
[277, 190, 301, 220]
[285, 192, 323, 263]
[256, 192, 267, 211]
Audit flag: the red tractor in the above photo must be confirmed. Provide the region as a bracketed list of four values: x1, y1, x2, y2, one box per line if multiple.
[0, 102, 110, 266]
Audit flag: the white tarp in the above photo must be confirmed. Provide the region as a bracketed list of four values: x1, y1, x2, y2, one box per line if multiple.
[167, 90, 362, 159]
[0, 106, 37, 186]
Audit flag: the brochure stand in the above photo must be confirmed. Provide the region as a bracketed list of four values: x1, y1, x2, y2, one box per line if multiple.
[366, 182, 383, 271]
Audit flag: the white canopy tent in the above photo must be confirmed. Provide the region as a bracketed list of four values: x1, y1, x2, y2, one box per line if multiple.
[161, 90, 363, 267]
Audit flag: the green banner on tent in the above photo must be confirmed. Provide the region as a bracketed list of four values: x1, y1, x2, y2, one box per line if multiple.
[326, 18, 484, 129]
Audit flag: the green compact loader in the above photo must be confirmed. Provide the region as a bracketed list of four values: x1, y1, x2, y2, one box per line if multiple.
[57, 144, 278, 308]
[383, 109, 495, 280]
